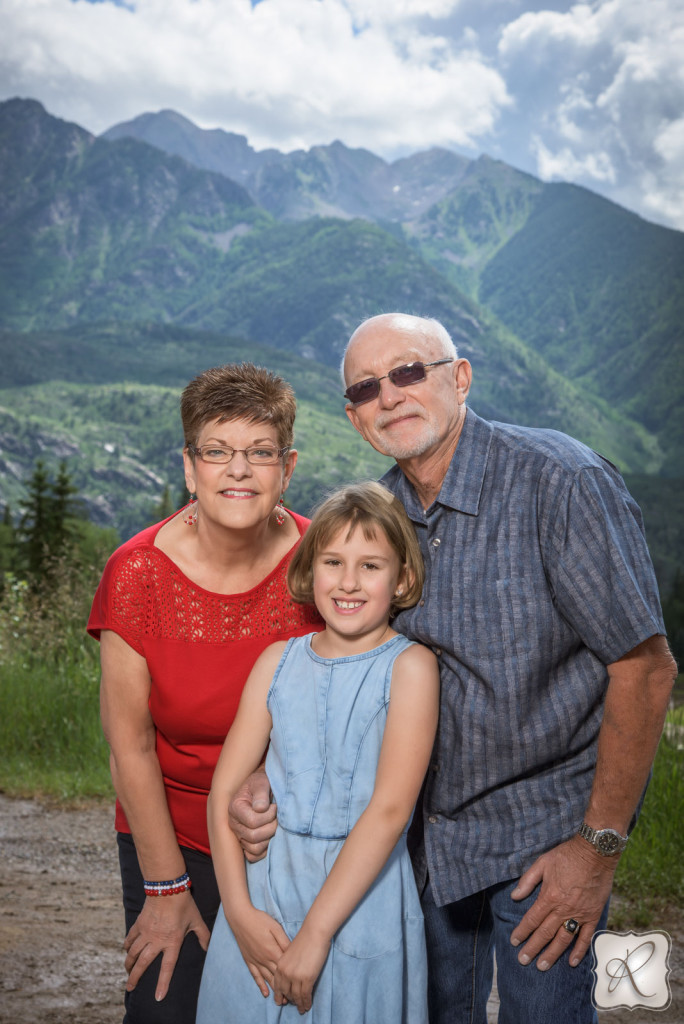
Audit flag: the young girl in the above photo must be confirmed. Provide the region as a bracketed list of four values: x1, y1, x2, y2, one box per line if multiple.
[196, 482, 439, 1022]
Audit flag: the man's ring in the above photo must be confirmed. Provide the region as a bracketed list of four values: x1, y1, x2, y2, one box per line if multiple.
[562, 918, 580, 935]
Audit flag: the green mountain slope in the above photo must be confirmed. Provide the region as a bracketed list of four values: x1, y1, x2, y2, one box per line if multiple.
[0, 376, 391, 540]
[403, 162, 684, 478]
[0, 99, 261, 331]
[0, 311, 663, 478]
[99, 103, 683, 479]
[406, 155, 545, 296]
[477, 184, 684, 476]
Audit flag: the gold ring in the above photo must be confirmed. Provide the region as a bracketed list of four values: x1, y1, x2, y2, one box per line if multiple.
[562, 918, 580, 935]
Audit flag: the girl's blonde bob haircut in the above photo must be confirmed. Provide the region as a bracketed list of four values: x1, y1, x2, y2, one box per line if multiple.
[288, 481, 425, 613]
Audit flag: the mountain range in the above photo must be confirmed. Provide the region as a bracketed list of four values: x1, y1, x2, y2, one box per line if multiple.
[0, 97, 682, 586]
[101, 106, 684, 474]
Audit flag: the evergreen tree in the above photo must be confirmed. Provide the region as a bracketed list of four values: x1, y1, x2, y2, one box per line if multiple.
[0, 503, 16, 589]
[18, 459, 52, 580]
[49, 460, 83, 552]
[148, 484, 175, 525]
[17, 460, 83, 587]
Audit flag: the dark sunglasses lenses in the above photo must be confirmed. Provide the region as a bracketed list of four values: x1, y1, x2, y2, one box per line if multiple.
[345, 377, 382, 404]
[345, 362, 427, 405]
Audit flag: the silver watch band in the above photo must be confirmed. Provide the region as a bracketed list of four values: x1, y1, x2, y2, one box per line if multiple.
[578, 822, 628, 856]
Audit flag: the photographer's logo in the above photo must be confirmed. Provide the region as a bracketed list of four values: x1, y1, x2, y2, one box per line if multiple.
[592, 930, 672, 1011]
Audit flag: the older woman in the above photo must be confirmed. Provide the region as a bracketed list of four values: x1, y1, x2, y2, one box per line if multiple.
[87, 363, 322, 1024]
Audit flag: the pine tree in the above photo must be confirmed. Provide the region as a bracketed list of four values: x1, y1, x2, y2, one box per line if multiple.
[148, 484, 175, 525]
[0, 503, 16, 587]
[48, 460, 82, 553]
[17, 460, 83, 587]
[18, 459, 53, 580]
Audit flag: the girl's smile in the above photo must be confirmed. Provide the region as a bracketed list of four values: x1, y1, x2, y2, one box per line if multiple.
[312, 524, 406, 655]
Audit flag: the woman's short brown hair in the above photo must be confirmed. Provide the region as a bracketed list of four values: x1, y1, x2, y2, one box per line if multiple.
[288, 481, 425, 613]
[180, 363, 296, 448]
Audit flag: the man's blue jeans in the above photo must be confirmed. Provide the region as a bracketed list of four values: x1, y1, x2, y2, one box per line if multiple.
[422, 876, 609, 1024]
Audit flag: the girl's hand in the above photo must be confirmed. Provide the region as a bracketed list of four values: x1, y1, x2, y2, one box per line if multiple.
[231, 907, 291, 997]
[124, 890, 210, 1001]
[272, 929, 331, 1014]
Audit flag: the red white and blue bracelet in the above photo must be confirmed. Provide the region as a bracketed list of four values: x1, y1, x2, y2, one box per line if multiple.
[143, 872, 191, 897]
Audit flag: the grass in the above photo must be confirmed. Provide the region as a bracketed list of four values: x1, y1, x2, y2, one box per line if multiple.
[0, 566, 113, 802]
[610, 702, 684, 926]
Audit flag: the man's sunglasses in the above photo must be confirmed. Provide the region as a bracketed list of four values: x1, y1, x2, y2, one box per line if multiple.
[344, 358, 453, 406]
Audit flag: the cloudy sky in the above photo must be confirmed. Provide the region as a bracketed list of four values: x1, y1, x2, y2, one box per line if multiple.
[2, 0, 683, 230]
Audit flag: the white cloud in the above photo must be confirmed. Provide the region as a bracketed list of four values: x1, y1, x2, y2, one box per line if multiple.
[344, 0, 463, 26]
[532, 136, 616, 184]
[499, 2, 600, 51]
[645, 116, 684, 225]
[497, 0, 684, 228]
[654, 116, 684, 164]
[0, 0, 510, 155]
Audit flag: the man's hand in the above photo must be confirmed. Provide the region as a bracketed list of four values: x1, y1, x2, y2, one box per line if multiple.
[510, 835, 617, 970]
[228, 769, 278, 862]
[123, 890, 210, 1001]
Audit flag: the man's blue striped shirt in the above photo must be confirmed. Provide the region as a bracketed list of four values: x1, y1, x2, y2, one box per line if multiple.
[386, 409, 664, 906]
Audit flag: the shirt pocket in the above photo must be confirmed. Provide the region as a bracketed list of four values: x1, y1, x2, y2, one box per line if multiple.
[456, 571, 552, 682]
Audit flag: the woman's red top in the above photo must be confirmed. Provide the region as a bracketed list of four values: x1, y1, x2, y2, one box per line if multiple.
[87, 509, 322, 855]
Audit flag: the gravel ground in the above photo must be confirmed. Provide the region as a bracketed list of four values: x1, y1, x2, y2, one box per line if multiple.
[0, 793, 680, 1023]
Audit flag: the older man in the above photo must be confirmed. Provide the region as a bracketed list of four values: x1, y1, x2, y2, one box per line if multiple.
[231, 313, 675, 1023]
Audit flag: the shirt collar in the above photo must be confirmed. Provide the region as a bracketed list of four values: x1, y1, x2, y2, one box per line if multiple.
[385, 408, 493, 520]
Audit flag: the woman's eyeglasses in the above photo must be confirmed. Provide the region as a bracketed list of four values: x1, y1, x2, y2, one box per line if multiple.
[188, 444, 289, 465]
[344, 359, 453, 406]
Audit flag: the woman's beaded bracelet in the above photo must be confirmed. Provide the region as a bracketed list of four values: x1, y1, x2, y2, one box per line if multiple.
[143, 872, 191, 897]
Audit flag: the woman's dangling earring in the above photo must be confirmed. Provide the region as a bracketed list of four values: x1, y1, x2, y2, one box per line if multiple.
[274, 494, 286, 526]
[183, 497, 198, 526]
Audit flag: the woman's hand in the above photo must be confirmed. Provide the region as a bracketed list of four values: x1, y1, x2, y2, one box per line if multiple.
[228, 769, 278, 863]
[272, 928, 331, 1014]
[230, 907, 291, 997]
[123, 890, 210, 1001]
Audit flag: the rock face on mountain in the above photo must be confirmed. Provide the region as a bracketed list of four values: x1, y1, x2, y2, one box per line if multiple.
[103, 109, 472, 222]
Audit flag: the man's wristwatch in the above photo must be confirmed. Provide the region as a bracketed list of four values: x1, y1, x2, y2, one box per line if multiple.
[577, 822, 628, 857]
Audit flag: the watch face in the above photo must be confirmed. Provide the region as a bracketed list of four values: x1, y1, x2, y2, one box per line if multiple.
[597, 831, 620, 854]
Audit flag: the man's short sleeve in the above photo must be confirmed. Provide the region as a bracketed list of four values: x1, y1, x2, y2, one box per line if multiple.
[542, 464, 664, 664]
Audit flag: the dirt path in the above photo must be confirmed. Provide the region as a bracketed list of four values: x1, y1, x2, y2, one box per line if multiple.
[0, 794, 123, 1024]
[0, 793, 681, 1023]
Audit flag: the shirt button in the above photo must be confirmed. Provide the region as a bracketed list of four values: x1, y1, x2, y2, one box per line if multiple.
[419, 599, 425, 606]
[430, 763, 439, 772]
[433, 647, 442, 657]
[431, 538, 441, 548]
[428, 816, 437, 824]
